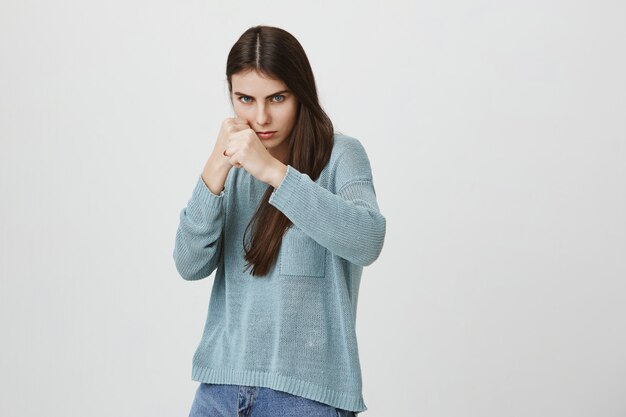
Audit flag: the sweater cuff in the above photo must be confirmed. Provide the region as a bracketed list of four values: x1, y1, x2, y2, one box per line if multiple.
[269, 165, 301, 209]
[189, 173, 225, 210]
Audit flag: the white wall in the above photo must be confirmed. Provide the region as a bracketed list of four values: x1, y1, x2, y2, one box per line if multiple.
[1, 1, 624, 416]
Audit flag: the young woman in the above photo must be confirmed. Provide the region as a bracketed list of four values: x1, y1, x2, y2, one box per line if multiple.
[173, 25, 386, 417]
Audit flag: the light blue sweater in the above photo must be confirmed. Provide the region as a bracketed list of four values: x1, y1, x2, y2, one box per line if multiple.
[173, 134, 386, 412]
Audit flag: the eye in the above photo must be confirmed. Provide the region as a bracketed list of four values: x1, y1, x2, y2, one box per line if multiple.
[239, 96, 252, 104]
[272, 95, 285, 102]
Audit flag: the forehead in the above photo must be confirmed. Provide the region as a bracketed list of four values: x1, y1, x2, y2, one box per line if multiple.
[231, 70, 287, 95]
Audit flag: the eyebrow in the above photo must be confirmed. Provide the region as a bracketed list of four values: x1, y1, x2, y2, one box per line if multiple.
[233, 90, 290, 99]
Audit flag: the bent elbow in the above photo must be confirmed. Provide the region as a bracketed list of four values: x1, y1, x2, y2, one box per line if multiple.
[173, 248, 215, 281]
[355, 214, 386, 267]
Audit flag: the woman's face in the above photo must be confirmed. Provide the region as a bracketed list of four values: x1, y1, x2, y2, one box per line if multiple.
[230, 70, 298, 163]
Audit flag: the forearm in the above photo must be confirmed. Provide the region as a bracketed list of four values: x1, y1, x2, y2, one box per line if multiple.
[173, 174, 226, 280]
[269, 166, 386, 266]
[202, 154, 232, 195]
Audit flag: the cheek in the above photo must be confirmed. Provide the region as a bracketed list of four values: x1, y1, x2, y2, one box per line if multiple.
[279, 104, 298, 123]
[287, 105, 298, 124]
[233, 104, 251, 119]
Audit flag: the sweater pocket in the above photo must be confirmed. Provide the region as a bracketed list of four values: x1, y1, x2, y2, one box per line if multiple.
[279, 226, 326, 278]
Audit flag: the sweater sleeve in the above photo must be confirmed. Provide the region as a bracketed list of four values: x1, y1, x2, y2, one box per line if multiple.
[268, 140, 386, 267]
[172, 174, 226, 280]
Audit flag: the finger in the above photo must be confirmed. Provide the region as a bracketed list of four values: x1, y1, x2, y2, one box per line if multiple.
[227, 124, 249, 136]
[230, 117, 249, 126]
[229, 156, 242, 168]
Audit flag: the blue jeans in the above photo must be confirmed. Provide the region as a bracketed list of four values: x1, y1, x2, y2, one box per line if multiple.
[188, 383, 358, 417]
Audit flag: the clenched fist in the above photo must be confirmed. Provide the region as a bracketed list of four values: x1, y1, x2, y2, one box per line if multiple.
[216, 117, 287, 188]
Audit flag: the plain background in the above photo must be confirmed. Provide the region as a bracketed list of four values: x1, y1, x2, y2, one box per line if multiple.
[1, 1, 625, 416]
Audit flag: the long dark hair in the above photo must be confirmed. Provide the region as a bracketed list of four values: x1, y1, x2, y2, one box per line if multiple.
[226, 25, 334, 277]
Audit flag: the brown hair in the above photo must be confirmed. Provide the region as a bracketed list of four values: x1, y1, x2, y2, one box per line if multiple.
[226, 25, 335, 277]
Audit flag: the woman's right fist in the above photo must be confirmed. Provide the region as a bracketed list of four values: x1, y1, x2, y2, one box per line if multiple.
[211, 117, 250, 167]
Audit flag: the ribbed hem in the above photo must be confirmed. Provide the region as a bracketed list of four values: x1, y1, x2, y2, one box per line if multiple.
[269, 165, 301, 209]
[191, 365, 367, 413]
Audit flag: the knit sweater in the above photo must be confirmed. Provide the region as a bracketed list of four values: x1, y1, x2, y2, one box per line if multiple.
[172, 133, 386, 413]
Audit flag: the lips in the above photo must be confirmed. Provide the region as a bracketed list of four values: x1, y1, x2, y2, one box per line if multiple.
[257, 131, 276, 139]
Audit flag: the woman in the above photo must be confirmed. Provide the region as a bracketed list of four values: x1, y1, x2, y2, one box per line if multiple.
[173, 25, 386, 417]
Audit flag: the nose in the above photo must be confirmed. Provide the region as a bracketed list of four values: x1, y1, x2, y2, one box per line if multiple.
[255, 103, 271, 126]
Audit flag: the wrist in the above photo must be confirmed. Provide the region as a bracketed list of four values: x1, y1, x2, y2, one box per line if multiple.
[270, 161, 288, 189]
[208, 152, 231, 172]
